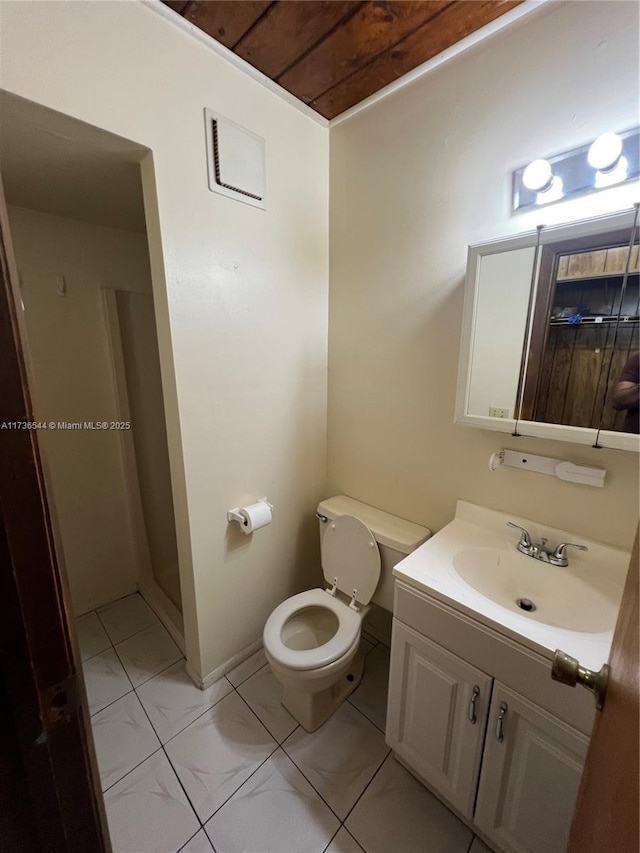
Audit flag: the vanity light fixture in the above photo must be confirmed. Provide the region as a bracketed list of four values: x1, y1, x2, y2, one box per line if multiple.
[521, 159, 564, 205]
[537, 175, 564, 204]
[589, 132, 628, 189]
[594, 156, 628, 189]
[587, 133, 622, 172]
[512, 126, 639, 211]
[522, 158, 553, 191]
[588, 132, 623, 171]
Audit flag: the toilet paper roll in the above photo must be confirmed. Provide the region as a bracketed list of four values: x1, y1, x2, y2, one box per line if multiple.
[238, 501, 272, 534]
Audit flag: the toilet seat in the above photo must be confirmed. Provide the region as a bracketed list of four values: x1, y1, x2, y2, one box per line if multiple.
[263, 588, 361, 671]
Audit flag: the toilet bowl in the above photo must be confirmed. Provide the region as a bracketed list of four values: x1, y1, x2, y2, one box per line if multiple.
[263, 514, 378, 732]
[263, 497, 431, 732]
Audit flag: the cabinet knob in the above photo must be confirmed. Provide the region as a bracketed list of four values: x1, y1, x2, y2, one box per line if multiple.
[495, 701, 508, 742]
[468, 685, 480, 724]
[551, 649, 609, 710]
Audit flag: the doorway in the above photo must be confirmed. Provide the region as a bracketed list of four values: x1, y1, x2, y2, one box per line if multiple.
[0, 93, 184, 645]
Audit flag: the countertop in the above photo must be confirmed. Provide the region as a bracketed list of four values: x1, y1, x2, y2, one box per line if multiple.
[393, 501, 630, 672]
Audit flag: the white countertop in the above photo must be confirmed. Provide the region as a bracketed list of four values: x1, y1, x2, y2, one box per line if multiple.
[393, 501, 630, 672]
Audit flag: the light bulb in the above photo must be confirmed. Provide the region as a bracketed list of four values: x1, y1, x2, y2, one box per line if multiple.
[595, 156, 628, 188]
[588, 132, 623, 172]
[536, 175, 564, 205]
[522, 159, 553, 191]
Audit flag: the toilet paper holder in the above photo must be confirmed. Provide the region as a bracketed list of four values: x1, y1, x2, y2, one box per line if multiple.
[227, 498, 273, 529]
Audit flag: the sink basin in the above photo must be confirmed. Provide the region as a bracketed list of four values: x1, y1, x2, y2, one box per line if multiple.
[392, 501, 630, 671]
[452, 547, 617, 633]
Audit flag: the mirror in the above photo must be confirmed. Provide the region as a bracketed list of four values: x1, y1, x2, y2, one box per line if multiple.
[456, 209, 640, 451]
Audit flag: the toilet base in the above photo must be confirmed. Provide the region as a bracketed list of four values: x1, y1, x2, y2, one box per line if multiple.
[281, 650, 365, 732]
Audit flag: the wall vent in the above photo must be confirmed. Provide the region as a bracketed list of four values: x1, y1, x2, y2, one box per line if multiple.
[204, 109, 266, 210]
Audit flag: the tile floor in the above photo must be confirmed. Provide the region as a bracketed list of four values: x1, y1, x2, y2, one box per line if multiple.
[78, 593, 494, 853]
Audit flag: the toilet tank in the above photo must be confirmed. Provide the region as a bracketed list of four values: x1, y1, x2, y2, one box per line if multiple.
[316, 495, 431, 611]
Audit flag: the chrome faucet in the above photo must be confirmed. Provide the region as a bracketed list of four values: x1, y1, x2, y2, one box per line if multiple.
[506, 522, 588, 567]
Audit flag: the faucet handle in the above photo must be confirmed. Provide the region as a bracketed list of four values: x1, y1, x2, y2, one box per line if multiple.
[506, 522, 532, 548]
[552, 542, 589, 563]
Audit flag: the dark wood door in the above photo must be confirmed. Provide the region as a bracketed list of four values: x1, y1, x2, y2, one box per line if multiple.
[0, 172, 110, 851]
[568, 529, 639, 853]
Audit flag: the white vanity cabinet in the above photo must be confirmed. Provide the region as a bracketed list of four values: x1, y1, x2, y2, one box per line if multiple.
[387, 620, 491, 818]
[387, 581, 594, 853]
[475, 683, 588, 853]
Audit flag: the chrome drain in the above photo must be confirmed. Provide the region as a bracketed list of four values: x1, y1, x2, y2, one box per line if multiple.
[516, 598, 536, 613]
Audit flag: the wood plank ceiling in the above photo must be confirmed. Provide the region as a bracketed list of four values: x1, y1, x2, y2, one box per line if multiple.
[163, 0, 523, 119]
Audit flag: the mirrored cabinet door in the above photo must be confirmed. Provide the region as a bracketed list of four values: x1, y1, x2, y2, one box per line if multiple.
[522, 229, 638, 435]
[467, 247, 536, 420]
[456, 208, 640, 452]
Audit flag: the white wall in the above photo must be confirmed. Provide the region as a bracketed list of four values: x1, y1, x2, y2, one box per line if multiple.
[0, 0, 329, 679]
[7, 205, 152, 613]
[329, 0, 639, 551]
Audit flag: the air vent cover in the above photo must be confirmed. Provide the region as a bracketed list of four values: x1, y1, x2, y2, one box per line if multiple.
[204, 109, 266, 209]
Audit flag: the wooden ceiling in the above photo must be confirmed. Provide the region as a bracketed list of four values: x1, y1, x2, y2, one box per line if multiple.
[163, 0, 523, 119]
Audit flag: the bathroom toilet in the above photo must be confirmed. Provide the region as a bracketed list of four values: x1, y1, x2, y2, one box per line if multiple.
[263, 495, 430, 732]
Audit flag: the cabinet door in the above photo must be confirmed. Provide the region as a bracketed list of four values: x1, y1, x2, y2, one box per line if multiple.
[387, 619, 492, 817]
[475, 682, 588, 853]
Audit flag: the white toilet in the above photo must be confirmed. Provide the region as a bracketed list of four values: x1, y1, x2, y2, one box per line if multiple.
[263, 495, 430, 732]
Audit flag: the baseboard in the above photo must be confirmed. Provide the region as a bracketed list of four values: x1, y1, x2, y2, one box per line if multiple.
[75, 583, 138, 618]
[138, 578, 185, 655]
[186, 637, 263, 690]
[363, 623, 391, 647]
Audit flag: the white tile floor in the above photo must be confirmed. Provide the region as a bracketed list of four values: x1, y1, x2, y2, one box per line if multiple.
[79, 594, 494, 853]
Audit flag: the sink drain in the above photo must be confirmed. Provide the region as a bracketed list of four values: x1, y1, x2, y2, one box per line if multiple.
[516, 598, 536, 613]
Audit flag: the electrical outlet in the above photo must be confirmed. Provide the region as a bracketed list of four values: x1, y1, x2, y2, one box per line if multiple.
[489, 407, 509, 418]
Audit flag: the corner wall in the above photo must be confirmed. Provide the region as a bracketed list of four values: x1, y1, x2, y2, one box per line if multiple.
[328, 1, 639, 551]
[0, 0, 329, 678]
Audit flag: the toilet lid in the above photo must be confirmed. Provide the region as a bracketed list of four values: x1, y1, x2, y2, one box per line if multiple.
[322, 515, 381, 605]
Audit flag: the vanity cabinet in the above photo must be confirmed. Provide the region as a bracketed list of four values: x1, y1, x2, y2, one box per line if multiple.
[475, 684, 588, 853]
[387, 581, 593, 853]
[387, 621, 492, 818]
